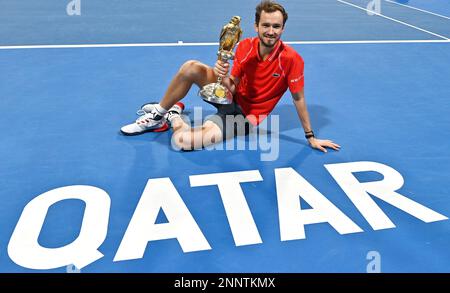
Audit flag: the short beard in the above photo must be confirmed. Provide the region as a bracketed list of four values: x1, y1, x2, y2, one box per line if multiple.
[258, 34, 278, 48]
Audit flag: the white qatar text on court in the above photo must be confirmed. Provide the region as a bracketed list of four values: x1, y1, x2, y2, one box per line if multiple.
[7, 161, 448, 270]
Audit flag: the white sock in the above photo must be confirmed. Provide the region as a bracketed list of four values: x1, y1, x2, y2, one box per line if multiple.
[154, 104, 167, 116]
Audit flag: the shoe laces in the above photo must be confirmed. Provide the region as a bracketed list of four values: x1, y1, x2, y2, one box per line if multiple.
[136, 109, 146, 116]
[136, 112, 161, 125]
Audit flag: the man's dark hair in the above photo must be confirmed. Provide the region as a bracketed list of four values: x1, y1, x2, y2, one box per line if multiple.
[255, 0, 288, 27]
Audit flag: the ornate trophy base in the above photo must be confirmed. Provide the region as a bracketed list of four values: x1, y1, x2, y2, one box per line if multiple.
[199, 82, 233, 105]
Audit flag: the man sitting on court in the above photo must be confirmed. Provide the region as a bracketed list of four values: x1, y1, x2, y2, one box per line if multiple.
[120, 0, 340, 153]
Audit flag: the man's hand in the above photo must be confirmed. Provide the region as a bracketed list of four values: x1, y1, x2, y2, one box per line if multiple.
[308, 138, 341, 153]
[214, 60, 230, 78]
[213, 60, 237, 95]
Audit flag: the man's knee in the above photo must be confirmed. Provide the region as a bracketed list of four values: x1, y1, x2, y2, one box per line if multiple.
[202, 122, 224, 147]
[171, 131, 200, 151]
[202, 129, 222, 147]
[179, 60, 205, 80]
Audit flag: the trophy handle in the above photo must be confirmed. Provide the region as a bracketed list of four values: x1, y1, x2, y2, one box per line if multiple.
[216, 50, 234, 85]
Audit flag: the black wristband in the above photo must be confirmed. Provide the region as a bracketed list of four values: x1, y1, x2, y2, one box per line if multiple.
[305, 131, 315, 139]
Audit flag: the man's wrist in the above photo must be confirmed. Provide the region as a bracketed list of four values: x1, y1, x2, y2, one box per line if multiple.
[304, 130, 315, 139]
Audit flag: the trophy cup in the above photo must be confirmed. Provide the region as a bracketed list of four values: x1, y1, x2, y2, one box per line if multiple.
[199, 16, 243, 105]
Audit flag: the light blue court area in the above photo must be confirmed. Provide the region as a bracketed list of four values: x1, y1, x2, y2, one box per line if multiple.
[0, 0, 449, 273]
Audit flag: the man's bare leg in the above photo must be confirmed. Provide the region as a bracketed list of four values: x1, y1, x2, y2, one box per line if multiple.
[170, 117, 223, 151]
[159, 60, 217, 110]
[157, 60, 224, 150]
[121, 60, 218, 135]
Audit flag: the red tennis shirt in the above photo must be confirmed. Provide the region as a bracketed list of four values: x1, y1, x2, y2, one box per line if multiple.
[231, 37, 305, 125]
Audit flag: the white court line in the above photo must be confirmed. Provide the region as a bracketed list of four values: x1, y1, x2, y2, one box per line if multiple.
[0, 42, 219, 50]
[286, 39, 450, 45]
[336, 0, 449, 40]
[385, 0, 450, 20]
[0, 39, 449, 50]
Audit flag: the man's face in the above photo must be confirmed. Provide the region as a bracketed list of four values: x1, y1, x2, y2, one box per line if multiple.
[255, 10, 284, 48]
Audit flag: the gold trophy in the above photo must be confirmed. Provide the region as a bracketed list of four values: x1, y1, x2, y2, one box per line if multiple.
[199, 16, 242, 104]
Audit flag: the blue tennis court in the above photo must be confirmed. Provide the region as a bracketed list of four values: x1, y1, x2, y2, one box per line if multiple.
[0, 0, 449, 273]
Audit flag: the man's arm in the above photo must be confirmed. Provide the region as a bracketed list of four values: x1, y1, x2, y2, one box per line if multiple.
[224, 75, 239, 94]
[291, 90, 340, 152]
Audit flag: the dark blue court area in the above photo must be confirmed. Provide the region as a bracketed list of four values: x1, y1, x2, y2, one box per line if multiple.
[0, 0, 449, 273]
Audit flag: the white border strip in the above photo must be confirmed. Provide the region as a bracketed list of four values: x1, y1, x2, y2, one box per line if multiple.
[385, 0, 450, 20]
[336, 0, 449, 40]
[0, 39, 449, 50]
